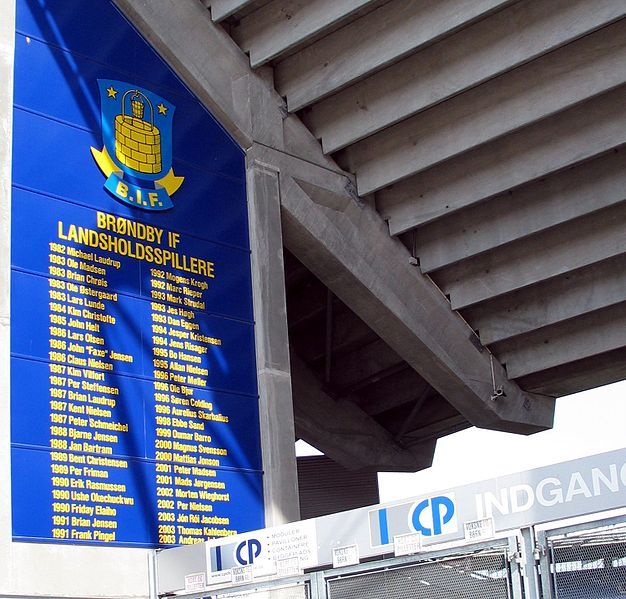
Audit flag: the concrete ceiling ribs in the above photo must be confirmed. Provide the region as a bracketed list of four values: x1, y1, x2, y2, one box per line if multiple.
[117, 0, 626, 470]
[302, 0, 625, 154]
[207, 0, 624, 403]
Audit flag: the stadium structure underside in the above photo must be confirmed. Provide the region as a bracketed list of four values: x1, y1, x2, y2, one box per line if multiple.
[117, 0, 626, 473]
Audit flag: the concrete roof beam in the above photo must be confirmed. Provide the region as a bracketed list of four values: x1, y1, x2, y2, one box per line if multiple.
[231, 0, 381, 67]
[269, 152, 554, 433]
[291, 353, 437, 472]
[342, 22, 626, 193]
[495, 303, 626, 379]
[435, 202, 626, 311]
[519, 349, 626, 397]
[208, 0, 269, 22]
[414, 150, 626, 273]
[275, 0, 515, 111]
[305, 0, 625, 155]
[466, 255, 626, 346]
[329, 338, 404, 391]
[292, 309, 376, 365]
[357, 368, 430, 416]
[402, 415, 469, 446]
[378, 86, 626, 235]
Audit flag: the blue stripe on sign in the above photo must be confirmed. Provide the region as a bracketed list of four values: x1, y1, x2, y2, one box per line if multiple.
[378, 508, 389, 545]
[216, 545, 222, 571]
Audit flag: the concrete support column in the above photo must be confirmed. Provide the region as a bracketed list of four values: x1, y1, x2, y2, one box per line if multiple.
[246, 158, 300, 526]
[0, 0, 15, 590]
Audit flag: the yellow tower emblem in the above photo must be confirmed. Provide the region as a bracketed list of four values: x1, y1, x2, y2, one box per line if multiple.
[114, 90, 162, 175]
[91, 79, 183, 211]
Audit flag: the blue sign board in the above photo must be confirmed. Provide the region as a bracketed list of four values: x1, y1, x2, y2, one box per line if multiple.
[10, 0, 264, 547]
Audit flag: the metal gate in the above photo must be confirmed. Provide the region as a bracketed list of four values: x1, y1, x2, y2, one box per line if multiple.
[194, 538, 520, 599]
[156, 519, 626, 599]
[538, 515, 626, 599]
[326, 549, 513, 599]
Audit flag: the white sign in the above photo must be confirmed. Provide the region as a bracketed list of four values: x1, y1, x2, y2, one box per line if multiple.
[184, 572, 206, 592]
[268, 521, 318, 569]
[332, 544, 360, 568]
[393, 532, 422, 556]
[464, 517, 495, 542]
[203, 520, 318, 581]
[275, 556, 303, 578]
[231, 566, 254, 585]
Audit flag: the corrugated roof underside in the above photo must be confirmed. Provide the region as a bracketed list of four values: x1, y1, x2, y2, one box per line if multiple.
[209, 0, 626, 399]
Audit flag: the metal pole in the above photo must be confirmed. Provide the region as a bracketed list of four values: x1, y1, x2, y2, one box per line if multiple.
[536, 529, 555, 599]
[310, 570, 328, 599]
[508, 535, 524, 599]
[521, 526, 541, 599]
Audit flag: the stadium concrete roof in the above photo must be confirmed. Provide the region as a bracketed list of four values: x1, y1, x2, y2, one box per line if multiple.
[116, 0, 625, 471]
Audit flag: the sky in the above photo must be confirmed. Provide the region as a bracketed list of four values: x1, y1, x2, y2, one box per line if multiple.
[296, 379, 626, 503]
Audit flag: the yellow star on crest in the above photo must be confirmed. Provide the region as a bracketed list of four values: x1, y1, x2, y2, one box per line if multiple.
[157, 103, 168, 116]
[106, 86, 118, 99]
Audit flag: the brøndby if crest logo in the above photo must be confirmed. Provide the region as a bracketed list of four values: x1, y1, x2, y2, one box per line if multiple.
[91, 79, 184, 211]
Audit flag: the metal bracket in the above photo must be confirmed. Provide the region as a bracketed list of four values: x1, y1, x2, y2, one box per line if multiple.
[508, 550, 522, 564]
[489, 354, 507, 401]
[279, 104, 290, 119]
[344, 179, 363, 206]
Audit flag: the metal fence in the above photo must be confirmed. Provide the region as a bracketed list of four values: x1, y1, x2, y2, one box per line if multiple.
[326, 550, 512, 599]
[199, 538, 520, 599]
[538, 515, 626, 599]
[179, 514, 626, 599]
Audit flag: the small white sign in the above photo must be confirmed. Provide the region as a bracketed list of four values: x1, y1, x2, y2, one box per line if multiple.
[393, 532, 422, 556]
[231, 565, 254, 585]
[332, 544, 360, 568]
[184, 572, 206, 592]
[268, 521, 318, 570]
[275, 556, 303, 578]
[464, 517, 495, 542]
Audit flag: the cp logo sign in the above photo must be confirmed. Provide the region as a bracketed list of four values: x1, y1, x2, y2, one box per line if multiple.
[236, 538, 262, 565]
[410, 495, 457, 537]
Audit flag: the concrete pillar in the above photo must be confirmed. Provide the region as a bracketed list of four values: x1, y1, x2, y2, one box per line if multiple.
[246, 158, 300, 526]
[0, 0, 15, 588]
